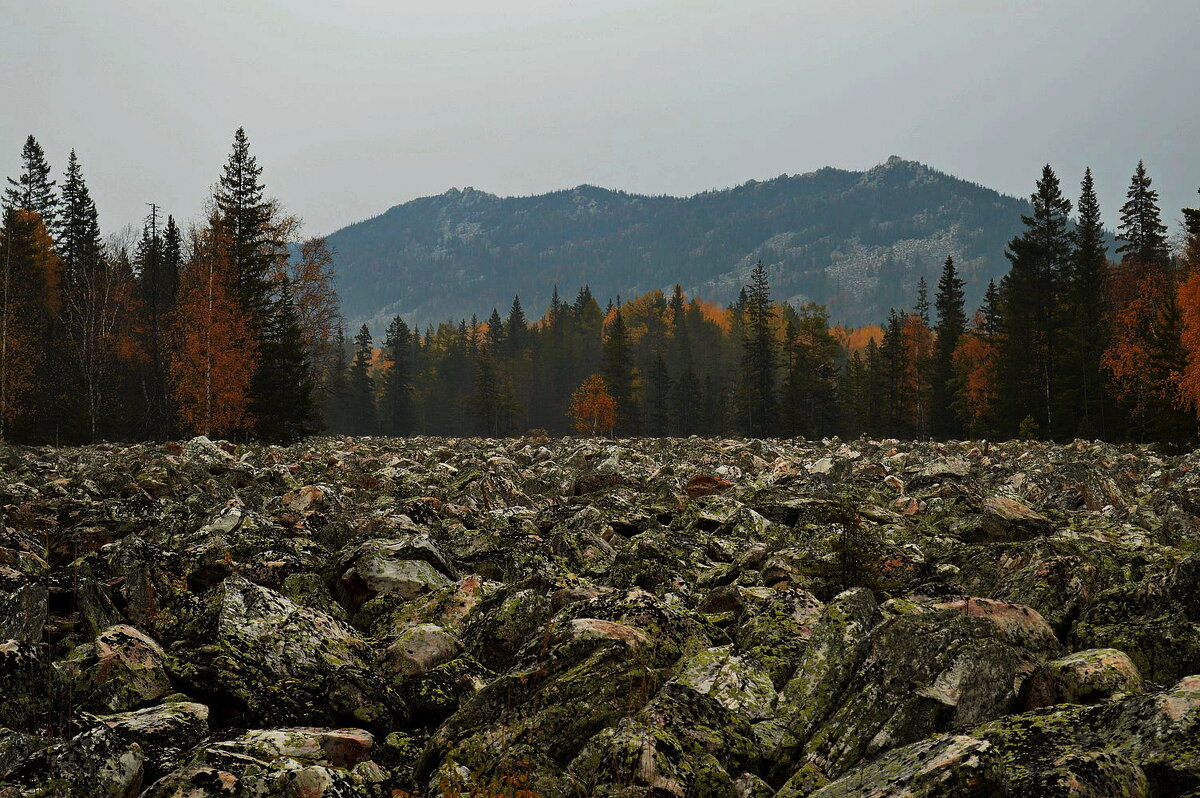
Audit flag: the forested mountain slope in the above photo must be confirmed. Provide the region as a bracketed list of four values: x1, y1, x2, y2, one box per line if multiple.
[329, 157, 1033, 329]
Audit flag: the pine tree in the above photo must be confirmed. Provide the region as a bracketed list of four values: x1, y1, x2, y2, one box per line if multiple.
[931, 256, 966, 437]
[1117, 160, 1169, 266]
[1061, 169, 1112, 438]
[380, 315, 415, 436]
[739, 261, 777, 436]
[998, 165, 1073, 438]
[4, 136, 59, 238]
[601, 302, 634, 434]
[348, 324, 377, 435]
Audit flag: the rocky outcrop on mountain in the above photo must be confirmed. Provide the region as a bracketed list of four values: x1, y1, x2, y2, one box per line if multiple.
[1, 434, 1198, 796]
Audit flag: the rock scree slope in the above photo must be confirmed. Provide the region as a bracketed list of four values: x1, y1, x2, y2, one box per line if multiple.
[1, 434, 1199, 796]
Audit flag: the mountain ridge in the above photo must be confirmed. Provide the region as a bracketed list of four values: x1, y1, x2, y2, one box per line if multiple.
[327, 157, 1036, 331]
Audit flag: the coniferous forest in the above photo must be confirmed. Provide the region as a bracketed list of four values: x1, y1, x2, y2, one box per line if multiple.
[3, 131, 1200, 447]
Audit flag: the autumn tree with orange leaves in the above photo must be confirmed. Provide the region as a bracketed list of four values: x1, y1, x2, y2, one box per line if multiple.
[0, 209, 58, 440]
[570, 374, 616, 436]
[1173, 188, 1200, 417]
[170, 214, 257, 436]
[952, 312, 1001, 436]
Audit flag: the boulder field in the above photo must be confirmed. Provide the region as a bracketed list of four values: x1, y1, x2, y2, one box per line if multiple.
[1, 434, 1198, 796]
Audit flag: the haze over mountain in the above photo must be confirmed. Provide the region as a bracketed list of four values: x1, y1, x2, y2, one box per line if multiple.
[329, 157, 1038, 331]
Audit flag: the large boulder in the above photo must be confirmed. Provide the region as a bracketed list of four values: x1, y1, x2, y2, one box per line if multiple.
[168, 576, 405, 732]
[56, 624, 173, 712]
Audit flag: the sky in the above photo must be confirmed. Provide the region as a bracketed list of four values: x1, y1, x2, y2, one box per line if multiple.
[3, 0, 1199, 239]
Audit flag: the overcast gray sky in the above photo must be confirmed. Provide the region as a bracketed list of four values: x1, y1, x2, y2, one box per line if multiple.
[3, 0, 1198, 238]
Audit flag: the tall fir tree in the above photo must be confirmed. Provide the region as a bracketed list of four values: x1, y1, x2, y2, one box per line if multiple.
[998, 165, 1072, 438]
[58, 150, 125, 441]
[931, 256, 966, 438]
[1105, 161, 1179, 440]
[253, 278, 317, 441]
[4, 135, 59, 237]
[601, 302, 634, 434]
[1117, 160, 1170, 266]
[739, 261, 777, 436]
[506, 295, 528, 357]
[348, 324, 377, 435]
[1062, 169, 1112, 438]
[215, 127, 277, 332]
[135, 205, 179, 438]
[381, 315, 415, 436]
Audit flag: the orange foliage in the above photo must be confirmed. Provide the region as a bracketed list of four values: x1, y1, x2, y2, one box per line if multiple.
[692, 296, 732, 333]
[833, 324, 883, 352]
[0, 210, 58, 434]
[1177, 267, 1200, 416]
[1102, 261, 1172, 419]
[170, 216, 258, 436]
[952, 313, 999, 434]
[569, 374, 616, 435]
[899, 313, 934, 435]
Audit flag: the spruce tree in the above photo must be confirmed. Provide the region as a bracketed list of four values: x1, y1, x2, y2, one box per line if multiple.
[739, 261, 777, 436]
[998, 165, 1073, 438]
[646, 352, 671, 435]
[215, 127, 276, 330]
[3, 136, 59, 237]
[253, 278, 317, 441]
[601, 303, 634, 434]
[381, 315, 415, 435]
[348, 324, 377, 435]
[506, 295, 528, 357]
[1117, 160, 1169, 266]
[324, 326, 350, 433]
[915, 275, 930, 325]
[1062, 169, 1112, 438]
[135, 206, 178, 438]
[931, 256, 966, 437]
[58, 150, 112, 440]
[486, 307, 506, 352]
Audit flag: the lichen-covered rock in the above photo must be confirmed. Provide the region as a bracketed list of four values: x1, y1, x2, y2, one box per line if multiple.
[3, 724, 145, 797]
[167, 576, 405, 732]
[1021, 648, 1143, 709]
[384, 623, 462, 677]
[780, 734, 1007, 798]
[99, 701, 210, 783]
[57, 624, 173, 712]
[1070, 553, 1200, 683]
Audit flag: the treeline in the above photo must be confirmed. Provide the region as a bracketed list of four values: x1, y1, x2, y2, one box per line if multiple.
[5, 136, 1200, 445]
[0, 130, 339, 444]
[332, 162, 1200, 446]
